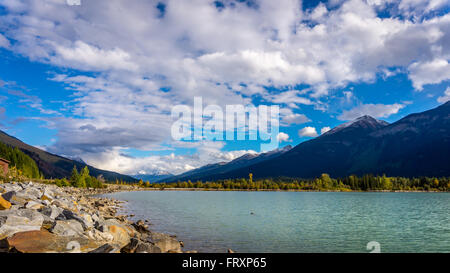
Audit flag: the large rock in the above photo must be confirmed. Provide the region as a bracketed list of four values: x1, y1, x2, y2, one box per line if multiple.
[0, 196, 11, 210]
[39, 205, 63, 220]
[5, 230, 101, 253]
[51, 198, 76, 211]
[145, 232, 182, 253]
[50, 220, 85, 237]
[25, 201, 44, 210]
[16, 187, 42, 200]
[86, 228, 114, 242]
[1, 192, 29, 206]
[120, 237, 140, 253]
[89, 243, 121, 253]
[0, 209, 44, 239]
[135, 241, 162, 253]
[78, 212, 94, 229]
[41, 189, 54, 201]
[56, 209, 91, 229]
[121, 237, 162, 253]
[97, 219, 133, 248]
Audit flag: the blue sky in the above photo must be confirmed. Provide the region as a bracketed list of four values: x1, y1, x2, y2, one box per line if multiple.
[0, 0, 449, 175]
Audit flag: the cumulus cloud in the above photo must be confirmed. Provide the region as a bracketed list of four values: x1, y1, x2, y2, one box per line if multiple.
[0, 0, 449, 174]
[409, 59, 450, 90]
[338, 103, 405, 120]
[1, 0, 448, 99]
[276, 132, 290, 142]
[280, 108, 311, 126]
[437, 87, 450, 103]
[52, 41, 139, 72]
[80, 141, 257, 175]
[298, 127, 319, 137]
[321, 126, 331, 134]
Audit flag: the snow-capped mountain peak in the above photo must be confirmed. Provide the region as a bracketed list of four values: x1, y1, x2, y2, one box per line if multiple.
[323, 115, 389, 136]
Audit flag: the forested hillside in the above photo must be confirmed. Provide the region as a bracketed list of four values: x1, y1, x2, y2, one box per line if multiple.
[0, 142, 41, 178]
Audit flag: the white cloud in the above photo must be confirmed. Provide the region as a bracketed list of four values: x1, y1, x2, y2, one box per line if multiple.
[276, 132, 290, 142]
[298, 126, 319, 137]
[321, 127, 331, 134]
[80, 141, 257, 175]
[265, 90, 314, 106]
[1, 0, 448, 99]
[409, 59, 450, 90]
[398, 0, 449, 15]
[437, 87, 450, 103]
[281, 113, 311, 126]
[338, 103, 405, 120]
[52, 41, 139, 72]
[0, 0, 449, 173]
[0, 33, 10, 49]
[280, 108, 311, 126]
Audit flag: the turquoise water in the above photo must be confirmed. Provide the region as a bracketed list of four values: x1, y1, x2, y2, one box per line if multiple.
[100, 191, 450, 253]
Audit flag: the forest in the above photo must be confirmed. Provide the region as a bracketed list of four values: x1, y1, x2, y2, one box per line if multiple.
[0, 142, 104, 188]
[0, 142, 41, 179]
[138, 173, 450, 192]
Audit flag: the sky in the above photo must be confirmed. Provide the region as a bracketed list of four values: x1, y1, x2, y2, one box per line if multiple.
[0, 0, 449, 176]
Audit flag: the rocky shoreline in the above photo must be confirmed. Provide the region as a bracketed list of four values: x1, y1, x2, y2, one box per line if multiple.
[0, 181, 190, 253]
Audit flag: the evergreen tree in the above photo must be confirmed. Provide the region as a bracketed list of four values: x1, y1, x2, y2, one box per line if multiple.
[0, 142, 40, 179]
[70, 166, 79, 186]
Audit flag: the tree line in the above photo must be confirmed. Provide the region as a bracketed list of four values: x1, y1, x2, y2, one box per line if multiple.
[138, 173, 450, 192]
[53, 166, 105, 188]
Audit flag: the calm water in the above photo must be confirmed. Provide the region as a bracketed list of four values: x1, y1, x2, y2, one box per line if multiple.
[100, 191, 450, 253]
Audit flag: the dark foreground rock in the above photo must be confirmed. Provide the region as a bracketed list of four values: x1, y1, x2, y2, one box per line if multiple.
[0, 181, 185, 253]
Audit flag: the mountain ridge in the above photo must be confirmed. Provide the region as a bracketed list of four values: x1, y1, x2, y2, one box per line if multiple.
[164, 145, 293, 182]
[0, 130, 137, 182]
[167, 102, 450, 181]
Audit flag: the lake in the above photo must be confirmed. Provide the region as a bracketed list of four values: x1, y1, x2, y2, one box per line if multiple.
[100, 191, 450, 253]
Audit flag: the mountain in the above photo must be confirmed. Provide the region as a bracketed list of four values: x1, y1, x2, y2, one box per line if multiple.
[164, 145, 293, 182]
[133, 171, 174, 182]
[323, 115, 389, 136]
[171, 101, 450, 180]
[0, 130, 137, 182]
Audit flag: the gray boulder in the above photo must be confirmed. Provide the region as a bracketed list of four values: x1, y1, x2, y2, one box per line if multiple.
[135, 242, 162, 253]
[16, 187, 42, 200]
[1, 192, 28, 206]
[50, 220, 85, 237]
[145, 232, 182, 253]
[0, 209, 44, 238]
[25, 201, 44, 210]
[39, 205, 63, 220]
[56, 209, 90, 230]
[120, 237, 140, 253]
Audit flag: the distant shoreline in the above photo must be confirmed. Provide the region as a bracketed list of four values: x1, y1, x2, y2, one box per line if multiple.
[107, 186, 448, 193]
